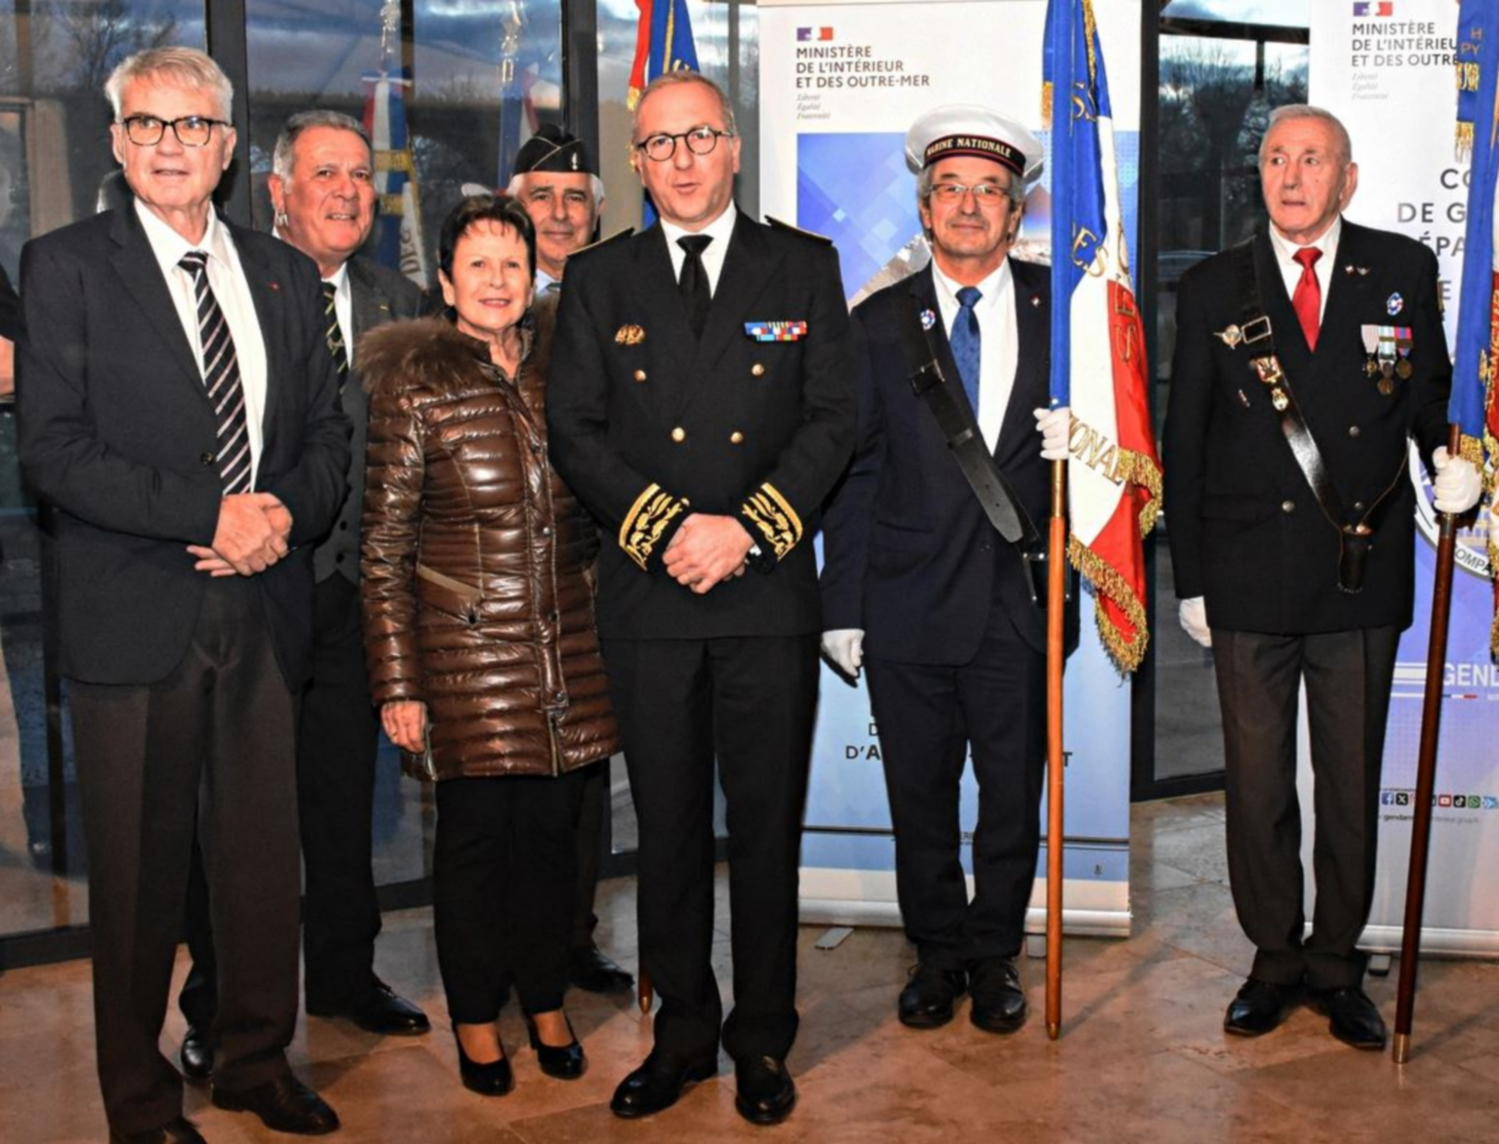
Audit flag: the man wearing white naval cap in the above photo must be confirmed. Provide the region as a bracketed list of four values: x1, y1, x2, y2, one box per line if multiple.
[820, 104, 1073, 1034]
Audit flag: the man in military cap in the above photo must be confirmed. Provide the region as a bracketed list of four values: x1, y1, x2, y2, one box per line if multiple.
[1164, 104, 1482, 1050]
[820, 104, 1070, 1036]
[547, 71, 854, 1125]
[500, 124, 632, 997]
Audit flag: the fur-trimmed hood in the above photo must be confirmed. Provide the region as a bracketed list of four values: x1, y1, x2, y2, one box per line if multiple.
[356, 292, 556, 399]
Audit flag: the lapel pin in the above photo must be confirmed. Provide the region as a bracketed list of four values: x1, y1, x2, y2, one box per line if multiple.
[1215, 325, 1243, 348]
[1386, 292, 1403, 316]
[920, 308, 937, 331]
[1031, 295, 1041, 307]
[615, 324, 646, 346]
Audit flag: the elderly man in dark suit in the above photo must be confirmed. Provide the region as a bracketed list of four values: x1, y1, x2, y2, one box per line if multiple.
[1165, 104, 1481, 1052]
[17, 48, 348, 1142]
[819, 105, 1071, 1037]
[175, 109, 430, 1083]
[547, 71, 854, 1126]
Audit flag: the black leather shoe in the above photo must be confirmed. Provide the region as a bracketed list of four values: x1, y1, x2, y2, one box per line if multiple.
[109, 1115, 207, 1144]
[610, 1050, 718, 1118]
[525, 1012, 586, 1079]
[897, 962, 968, 1029]
[1307, 986, 1386, 1050]
[453, 1023, 514, 1097]
[569, 945, 635, 994]
[212, 1073, 339, 1135]
[734, 1056, 796, 1126]
[969, 957, 1027, 1035]
[306, 980, 431, 1036]
[179, 1026, 214, 1083]
[1224, 978, 1302, 1037]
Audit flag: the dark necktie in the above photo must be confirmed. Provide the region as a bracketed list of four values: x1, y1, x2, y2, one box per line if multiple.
[678, 235, 713, 339]
[1291, 247, 1322, 351]
[322, 280, 350, 389]
[180, 250, 251, 494]
[951, 285, 983, 416]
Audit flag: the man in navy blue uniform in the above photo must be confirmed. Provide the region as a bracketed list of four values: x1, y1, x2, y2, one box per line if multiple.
[819, 106, 1070, 1036]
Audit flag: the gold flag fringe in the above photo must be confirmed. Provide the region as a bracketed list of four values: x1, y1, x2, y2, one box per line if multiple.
[1068, 535, 1148, 674]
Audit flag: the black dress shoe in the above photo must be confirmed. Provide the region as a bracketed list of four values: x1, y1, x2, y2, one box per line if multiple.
[569, 945, 635, 994]
[179, 1026, 214, 1083]
[610, 1050, 718, 1118]
[898, 962, 968, 1029]
[453, 1023, 514, 1097]
[306, 980, 431, 1036]
[1224, 978, 1302, 1037]
[212, 1073, 340, 1135]
[109, 1115, 207, 1144]
[524, 1012, 587, 1079]
[969, 957, 1027, 1035]
[1307, 986, 1387, 1050]
[734, 1056, 796, 1126]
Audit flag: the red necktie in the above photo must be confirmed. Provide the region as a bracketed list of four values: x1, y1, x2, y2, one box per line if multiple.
[1291, 247, 1322, 351]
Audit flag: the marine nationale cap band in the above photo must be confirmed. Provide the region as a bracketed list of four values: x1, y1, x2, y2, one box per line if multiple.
[922, 134, 1025, 178]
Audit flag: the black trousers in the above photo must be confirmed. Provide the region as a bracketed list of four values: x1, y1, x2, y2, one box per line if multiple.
[865, 605, 1046, 968]
[1212, 626, 1399, 989]
[602, 635, 818, 1062]
[181, 574, 383, 1028]
[433, 770, 587, 1021]
[572, 760, 609, 949]
[72, 578, 301, 1134]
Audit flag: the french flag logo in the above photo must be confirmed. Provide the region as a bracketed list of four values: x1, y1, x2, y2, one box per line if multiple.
[1353, 2, 1394, 15]
[796, 27, 834, 41]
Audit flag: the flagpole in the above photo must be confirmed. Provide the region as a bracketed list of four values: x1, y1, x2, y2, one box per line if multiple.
[1391, 423, 1463, 1064]
[1045, 456, 1067, 1040]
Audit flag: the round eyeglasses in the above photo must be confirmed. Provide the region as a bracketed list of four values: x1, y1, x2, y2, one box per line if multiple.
[119, 115, 229, 148]
[633, 126, 736, 163]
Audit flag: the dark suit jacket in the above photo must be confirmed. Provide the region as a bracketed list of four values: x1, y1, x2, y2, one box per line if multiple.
[820, 259, 1061, 664]
[17, 205, 350, 686]
[1163, 221, 1450, 634]
[0, 261, 17, 341]
[547, 212, 856, 640]
[314, 254, 428, 584]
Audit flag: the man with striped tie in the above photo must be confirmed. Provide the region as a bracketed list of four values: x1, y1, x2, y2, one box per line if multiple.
[17, 48, 348, 1142]
[174, 110, 430, 1083]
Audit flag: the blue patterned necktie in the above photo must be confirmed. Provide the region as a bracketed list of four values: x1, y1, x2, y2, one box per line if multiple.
[180, 250, 251, 494]
[950, 285, 982, 417]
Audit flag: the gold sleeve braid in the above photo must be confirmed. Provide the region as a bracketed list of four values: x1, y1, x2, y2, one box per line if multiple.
[739, 482, 803, 561]
[619, 484, 690, 570]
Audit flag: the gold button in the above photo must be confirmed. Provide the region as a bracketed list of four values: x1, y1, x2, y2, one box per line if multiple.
[1281, 500, 1296, 514]
[751, 363, 766, 377]
[671, 427, 687, 443]
[1348, 425, 1361, 438]
[730, 431, 745, 445]
[634, 369, 647, 382]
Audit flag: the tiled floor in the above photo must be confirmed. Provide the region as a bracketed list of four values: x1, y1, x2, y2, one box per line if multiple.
[3, 793, 1498, 1143]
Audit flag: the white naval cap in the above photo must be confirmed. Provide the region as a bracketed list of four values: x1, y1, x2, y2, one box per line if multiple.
[904, 104, 1044, 185]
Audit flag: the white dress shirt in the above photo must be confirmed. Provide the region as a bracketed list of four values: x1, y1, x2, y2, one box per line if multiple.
[931, 256, 1019, 452]
[138, 201, 268, 486]
[661, 203, 739, 296]
[1269, 215, 1342, 326]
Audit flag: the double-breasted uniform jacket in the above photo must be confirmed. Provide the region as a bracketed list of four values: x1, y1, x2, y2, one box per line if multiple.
[311, 255, 430, 583]
[359, 301, 619, 781]
[1164, 221, 1450, 635]
[545, 212, 856, 639]
[820, 258, 1069, 663]
[17, 206, 350, 687]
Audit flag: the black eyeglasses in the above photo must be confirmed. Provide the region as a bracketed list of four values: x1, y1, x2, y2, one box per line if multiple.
[119, 115, 229, 147]
[633, 126, 735, 163]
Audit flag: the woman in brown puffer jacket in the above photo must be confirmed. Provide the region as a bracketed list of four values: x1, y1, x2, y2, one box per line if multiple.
[359, 195, 618, 1098]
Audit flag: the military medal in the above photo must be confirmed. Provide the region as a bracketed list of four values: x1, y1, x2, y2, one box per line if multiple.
[744, 320, 809, 342]
[1374, 326, 1397, 394]
[1360, 324, 1380, 377]
[1394, 328, 1413, 380]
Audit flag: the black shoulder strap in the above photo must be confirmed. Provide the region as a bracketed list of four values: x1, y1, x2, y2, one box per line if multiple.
[892, 297, 1038, 548]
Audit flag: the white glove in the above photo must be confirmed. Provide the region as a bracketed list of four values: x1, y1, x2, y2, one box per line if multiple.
[1179, 597, 1212, 649]
[1432, 446, 1483, 514]
[822, 629, 865, 679]
[1034, 405, 1072, 462]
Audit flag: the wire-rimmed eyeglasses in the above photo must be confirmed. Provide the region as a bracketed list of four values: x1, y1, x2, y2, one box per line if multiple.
[928, 182, 1014, 205]
[118, 115, 230, 147]
[633, 126, 736, 163]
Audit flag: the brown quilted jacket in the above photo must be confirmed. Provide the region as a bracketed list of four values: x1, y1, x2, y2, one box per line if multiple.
[358, 300, 618, 780]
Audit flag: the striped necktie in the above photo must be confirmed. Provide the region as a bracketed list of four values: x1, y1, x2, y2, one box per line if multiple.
[180, 250, 251, 494]
[322, 280, 350, 388]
